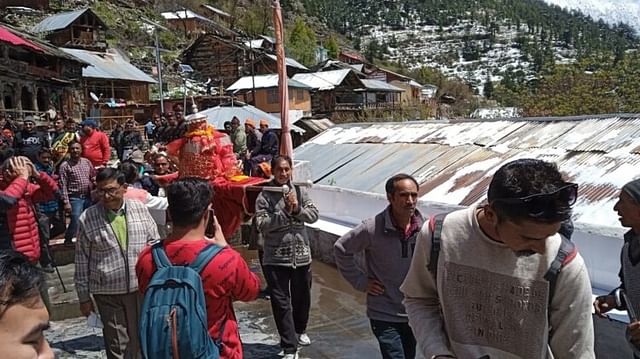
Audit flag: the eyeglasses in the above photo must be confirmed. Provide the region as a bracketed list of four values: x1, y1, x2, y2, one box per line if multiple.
[491, 183, 578, 217]
[96, 186, 122, 196]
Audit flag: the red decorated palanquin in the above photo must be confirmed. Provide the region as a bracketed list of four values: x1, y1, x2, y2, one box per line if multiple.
[158, 113, 267, 237]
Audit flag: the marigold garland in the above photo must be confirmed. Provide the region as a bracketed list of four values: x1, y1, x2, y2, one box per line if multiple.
[184, 126, 214, 138]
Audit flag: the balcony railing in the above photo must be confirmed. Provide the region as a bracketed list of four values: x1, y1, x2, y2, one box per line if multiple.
[334, 102, 400, 111]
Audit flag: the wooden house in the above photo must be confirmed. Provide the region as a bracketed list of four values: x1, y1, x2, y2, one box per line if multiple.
[226, 74, 311, 115]
[60, 48, 156, 123]
[254, 53, 308, 77]
[160, 9, 219, 37]
[183, 33, 308, 89]
[292, 69, 364, 115]
[32, 8, 107, 52]
[0, 24, 85, 119]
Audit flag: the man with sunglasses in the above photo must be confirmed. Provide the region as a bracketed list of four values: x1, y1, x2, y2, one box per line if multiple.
[74, 168, 159, 359]
[401, 158, 594, 359]
[136, 178, 260, 358]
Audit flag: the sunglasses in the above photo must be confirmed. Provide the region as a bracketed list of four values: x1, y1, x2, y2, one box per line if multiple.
[491, 183, 578, 217]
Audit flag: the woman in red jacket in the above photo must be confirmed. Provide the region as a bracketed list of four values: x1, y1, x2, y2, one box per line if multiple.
[0, 156, 58, 263]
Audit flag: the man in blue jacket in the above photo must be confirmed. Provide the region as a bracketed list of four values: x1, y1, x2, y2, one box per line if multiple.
[334, 173, 423, 359]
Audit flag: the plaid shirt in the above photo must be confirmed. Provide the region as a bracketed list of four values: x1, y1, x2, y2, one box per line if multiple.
[59, 157, 95, 204]
[74, 199, 159, 302]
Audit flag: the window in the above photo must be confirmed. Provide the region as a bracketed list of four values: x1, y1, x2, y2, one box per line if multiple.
[288, 90, 294, 101]
[297, 90, 304, 101]
[267, 89, 279, 104]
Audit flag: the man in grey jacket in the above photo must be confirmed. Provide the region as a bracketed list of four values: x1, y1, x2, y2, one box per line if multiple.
[334, 173, 423, 359]
[74, 168, 159, 359]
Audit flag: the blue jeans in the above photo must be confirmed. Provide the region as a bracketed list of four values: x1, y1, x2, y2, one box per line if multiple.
[65, 196, 92, 242]
[370, 319, 416, 359]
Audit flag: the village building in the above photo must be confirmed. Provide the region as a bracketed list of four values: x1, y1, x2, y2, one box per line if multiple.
[226, 74, 312, 122]
[60, 48, 156, 127]
[293, 69, 403, 119]
[160, 9, 220, 37]
[183, 33, 308, 89]
[0, 23, 85, 119]
[32, 8, 107, 52]
[33, 9, 157, 127]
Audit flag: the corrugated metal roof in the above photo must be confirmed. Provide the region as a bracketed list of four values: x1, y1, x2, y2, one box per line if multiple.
[61, 48, 156, 83]
[294, 115, 640, 228]
[201, 4, 232, 18]
[33, 8, 89, 33]
[196, 103, 305, 133]
[292, 69, 351, 90]
[357, 79, 404, 92]
[265, 54, 308, 70]
[226, 74, 310, 92]
[161, 10, 211, 22]
[244, 39, 265, 49]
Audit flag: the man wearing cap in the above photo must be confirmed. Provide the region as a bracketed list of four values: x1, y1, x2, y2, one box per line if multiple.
[14, 116, 50, 163]
[595, 178, 640, 357]
[230, 116, 247, 159]
[245, 119, 262, 153]
[247, 120, 279, 175]
[79, 119, 110, 168]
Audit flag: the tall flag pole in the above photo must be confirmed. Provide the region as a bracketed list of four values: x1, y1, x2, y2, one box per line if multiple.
[273, 0, 293, 159]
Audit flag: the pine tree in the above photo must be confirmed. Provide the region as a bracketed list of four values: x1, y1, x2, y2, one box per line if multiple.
[484, 76, 494, 99]
[287, 17, 318, 67]
[325, 35, 339, 59]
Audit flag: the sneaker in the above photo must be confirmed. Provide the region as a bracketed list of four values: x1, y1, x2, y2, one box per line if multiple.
[283, 353, 298, 359]
[297, 333, 311, 346]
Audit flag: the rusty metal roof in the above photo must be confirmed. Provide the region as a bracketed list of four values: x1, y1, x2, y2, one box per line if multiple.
[294, 115, 640, 228]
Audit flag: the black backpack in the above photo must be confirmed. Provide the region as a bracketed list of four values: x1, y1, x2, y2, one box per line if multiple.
[427, 213, 577, 306]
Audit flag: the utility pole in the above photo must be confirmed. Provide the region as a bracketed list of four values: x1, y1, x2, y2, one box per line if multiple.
[154, 27, 164, 113]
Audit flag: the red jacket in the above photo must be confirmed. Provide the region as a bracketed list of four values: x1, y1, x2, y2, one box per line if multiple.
[0, 172, 58, 262]
[80, 129, 111, 167]
[136, 240, 260, 359]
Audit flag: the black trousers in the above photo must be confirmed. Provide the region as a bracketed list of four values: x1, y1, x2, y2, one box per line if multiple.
[263, 264, 312, 354]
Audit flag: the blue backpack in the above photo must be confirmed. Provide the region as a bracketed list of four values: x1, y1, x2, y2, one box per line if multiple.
[139, 243, 225, 359]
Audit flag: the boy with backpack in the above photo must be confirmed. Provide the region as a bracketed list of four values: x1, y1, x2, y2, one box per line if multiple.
[400, 158, 595, 359]
[136, 178, 261, 359]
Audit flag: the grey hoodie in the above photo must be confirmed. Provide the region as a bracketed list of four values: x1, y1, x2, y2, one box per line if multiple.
[334, 206, 424, 323]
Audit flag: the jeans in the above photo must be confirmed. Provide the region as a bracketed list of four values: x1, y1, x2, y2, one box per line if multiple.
[263, 265, 312, 354]
[370, 319, 416, 359]
[65, 196, 92, 242]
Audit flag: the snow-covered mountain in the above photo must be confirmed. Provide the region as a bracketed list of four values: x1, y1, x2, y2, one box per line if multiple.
[543, 0, 640, 33]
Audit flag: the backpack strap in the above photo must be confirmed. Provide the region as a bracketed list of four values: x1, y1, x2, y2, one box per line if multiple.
[189, 244, 225, 273]
[544, 235, 577, 306]
[427, 213, 448, 281]
[151, 242, 173, 269]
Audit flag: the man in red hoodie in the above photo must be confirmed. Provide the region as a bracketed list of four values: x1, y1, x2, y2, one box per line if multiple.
[0, 156, 58, 263]
[79, 119, 110, 168]
[136, 178, 261, 359]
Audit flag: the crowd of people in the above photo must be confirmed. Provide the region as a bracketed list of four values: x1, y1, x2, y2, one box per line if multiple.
[2, 108, 640, 359]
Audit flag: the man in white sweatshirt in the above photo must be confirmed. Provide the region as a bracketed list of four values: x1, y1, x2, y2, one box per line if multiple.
[400, 158, 595, 359]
